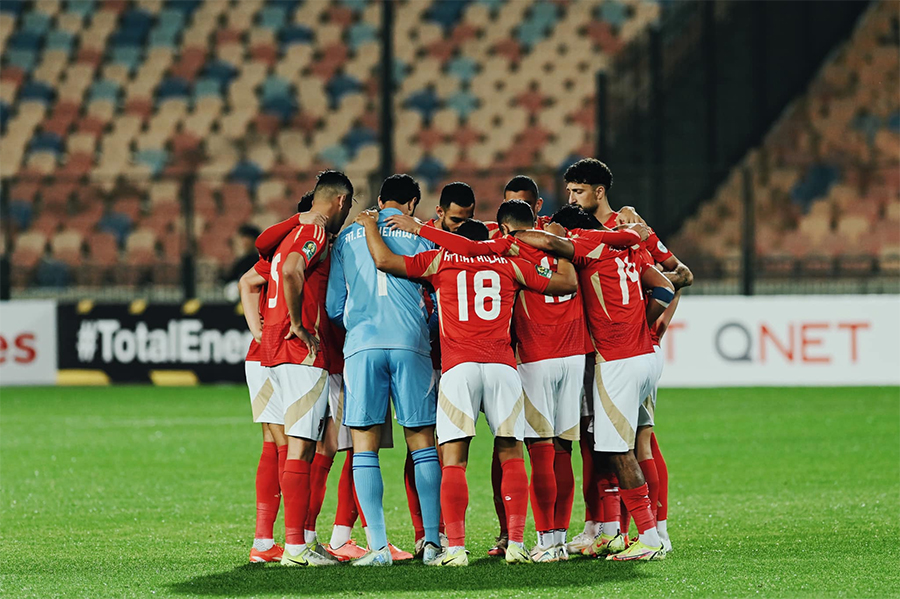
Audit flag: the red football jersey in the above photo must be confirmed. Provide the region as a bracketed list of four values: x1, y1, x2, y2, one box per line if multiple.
[403, 249, 552, 372]
[570, 229, 654, 362]
[602, 211, 674, 265]
[260, 224, 330, 368]
[245, 258, 270, 362]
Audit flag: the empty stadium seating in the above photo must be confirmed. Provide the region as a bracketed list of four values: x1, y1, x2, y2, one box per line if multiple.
[667, 0, 899, 277]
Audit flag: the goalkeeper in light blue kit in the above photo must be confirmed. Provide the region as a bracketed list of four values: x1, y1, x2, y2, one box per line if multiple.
[325, 174, 442, 566]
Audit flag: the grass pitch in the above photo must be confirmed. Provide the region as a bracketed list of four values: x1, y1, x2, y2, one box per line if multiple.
[1, 386, 898, 599]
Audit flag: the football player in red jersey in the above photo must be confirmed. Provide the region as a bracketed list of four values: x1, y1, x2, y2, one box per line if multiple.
[513, 220, 675, 561]
[484, 176, 551, 239]
[423, 182, 476, 232]
[355, 210, 577, 566]
[386, 201, 644, 562]
[259, 171, 353, 567]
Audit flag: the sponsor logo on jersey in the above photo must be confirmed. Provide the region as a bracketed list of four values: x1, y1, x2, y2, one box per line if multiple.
[302, 240, 318, 262]
[535, 265, 552, 278]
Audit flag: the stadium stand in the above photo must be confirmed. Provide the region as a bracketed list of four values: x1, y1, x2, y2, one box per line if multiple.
[666, 0, 899, 278]
[1, 0, 659, 292]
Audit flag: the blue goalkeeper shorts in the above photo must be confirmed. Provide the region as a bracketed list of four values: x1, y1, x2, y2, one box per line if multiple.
[343, 349, 437, 428]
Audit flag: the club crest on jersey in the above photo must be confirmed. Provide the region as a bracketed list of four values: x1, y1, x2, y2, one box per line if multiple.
[535, 264, 552, 279]
[302, 240, 318, 261]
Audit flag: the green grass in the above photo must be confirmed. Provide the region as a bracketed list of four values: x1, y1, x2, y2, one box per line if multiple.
[1, 386, 898, 599]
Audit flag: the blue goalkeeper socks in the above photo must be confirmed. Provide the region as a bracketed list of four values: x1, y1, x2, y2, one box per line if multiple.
[411, 446, 442, 547]
[352, 451, 387, 550]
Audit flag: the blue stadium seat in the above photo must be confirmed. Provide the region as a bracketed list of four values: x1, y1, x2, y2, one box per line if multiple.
[446, 56, 478, 83]
[65, 0, 97, 18]
[348, 22, 377, 50]
[29, 132, 64, 154]
[19, 81, 55, 104]
[260, 75, 292, 103]
[476, 0, 505, 10]
[343, 125, 377, 156]
[888, 110, 900, 133]
[790, 164, 839, 211]
[193, 78, 222, 99]
[0, 0, 25, 15]
[9, 31, 42, 52]
[598, 0, 629, 28]
[280, 25, 315, 47]
[340, 0, 368, 13]
[531, 2, 559, 26]
[148, 28, 179, 48]
[414, 155, 447, 190]
[229, 161, 264, 192]
[88, 79, 121, 102]
[5, 49, 37, 73]
[165, 0, 201, 14]
[10, 200, 33, 230]
[318, 145, 351, 169]
[36, 259, 71, 288]
[110, 47, 143, 72]
[392, 60, 408, 87]
[156, 77, 191, 101]
[0, 101, 8, 135]
[156, 8, 185, 31]
[22, 12, 52, 35]
[99, 212, 133, 246]
[45, 30, 76, 54]
[113, 9, 154, 48]
[516, 20, 547, 49]
[135, 149, 169, 176]
[404, 87, 441, 121]
[445, 90, 478, 119]
[427, 0, 470, 31]
[203, 60, 239, 87]
[325, 74, 363, 109]
[262, 96, 297, 122]
[258, 5, 287, 31]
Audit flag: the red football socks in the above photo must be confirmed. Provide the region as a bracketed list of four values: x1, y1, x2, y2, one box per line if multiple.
[639, 458, 660, 522]
[619, 483, 655, 535]
[306, 453, 333, 532]
[276, 443, 287, 488]
[254, 442, 281, 539]
[491, 446, 507, 535]
[598, 472, 621, 526]
[441, 465, 468, 547]
[333, 452, 358, 527]
[553, 449, 575, 532]
[282, 459, 311, 546]
[651, 434, 669, 521]
[501, 458, 528, 544]
[528, 444, 557, 533]
[404, 452, 425, 542]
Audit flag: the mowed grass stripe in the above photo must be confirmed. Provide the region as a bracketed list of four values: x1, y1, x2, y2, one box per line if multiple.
[1, 386, 898, 598]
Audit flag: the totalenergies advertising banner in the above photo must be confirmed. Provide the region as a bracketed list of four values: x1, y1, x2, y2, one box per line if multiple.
[657, 295, 900, 387]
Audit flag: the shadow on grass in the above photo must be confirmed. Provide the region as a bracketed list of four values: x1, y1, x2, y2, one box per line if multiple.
[171, 556, 646, 596]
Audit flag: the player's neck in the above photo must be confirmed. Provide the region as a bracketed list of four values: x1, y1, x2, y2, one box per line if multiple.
[593, 200, 615, 224]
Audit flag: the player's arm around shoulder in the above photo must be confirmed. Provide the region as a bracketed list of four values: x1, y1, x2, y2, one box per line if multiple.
[545, 257, 578, 296]
[239, 263, 267, 343]
[355, 210, 409, 277]
[511, 229, 576, 260]
[642, 265, 675, 326]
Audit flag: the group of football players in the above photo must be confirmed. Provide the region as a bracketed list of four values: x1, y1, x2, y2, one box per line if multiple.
[238, 158, 693, 568]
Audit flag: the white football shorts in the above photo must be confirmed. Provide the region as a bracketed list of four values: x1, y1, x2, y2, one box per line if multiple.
[592, 352, 657, 452]
[519, 354, 584, 441]
[638, 345, 664, 428]
[437, 362, 525, 444]
[270, 363, 330, 441]
[328, 373, 394, 451]
[246, 361, 282, 425]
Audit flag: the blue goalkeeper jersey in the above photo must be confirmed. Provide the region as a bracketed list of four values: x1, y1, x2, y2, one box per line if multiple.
[326, 208, 435, 359]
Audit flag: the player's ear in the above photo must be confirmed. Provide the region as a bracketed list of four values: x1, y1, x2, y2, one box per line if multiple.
[377, 196, 384, 210]
[435, 205, 444, 218]
[409, 197, 420, 216]
[536, 197, 543, 214]
[499, 223, 512, 236]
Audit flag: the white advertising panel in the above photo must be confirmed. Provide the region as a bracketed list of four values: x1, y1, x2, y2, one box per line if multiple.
[658, 295, 900, 387]
[0, 300, 58, 386]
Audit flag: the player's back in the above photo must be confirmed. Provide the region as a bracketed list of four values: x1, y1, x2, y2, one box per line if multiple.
[261, 224, 330, 368]
[327, 208, 433, 358]
[571, 231, 653, 362]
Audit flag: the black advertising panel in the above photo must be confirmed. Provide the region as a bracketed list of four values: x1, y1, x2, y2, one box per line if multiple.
[57, 303, 251, 383]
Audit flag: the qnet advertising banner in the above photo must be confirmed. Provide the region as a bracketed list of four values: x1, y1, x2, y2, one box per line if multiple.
[0, 300, 58, 386]
[57, 303, 252, 383]
[658, 295, 900, 387]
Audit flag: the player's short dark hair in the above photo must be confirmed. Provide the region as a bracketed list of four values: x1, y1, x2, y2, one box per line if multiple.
[238, 224, 261, 239]
[564, 158, 613, 190]
[314, 170, 354, 202]
[439, 181, 475, 210]
[551, 204, 603, 230]
[456, 219, 490, 241]
[504, 175, 539, 199]
[379, 174, 421, 206]
[497, 199, 535, 229]
[297, 190, 314, 213]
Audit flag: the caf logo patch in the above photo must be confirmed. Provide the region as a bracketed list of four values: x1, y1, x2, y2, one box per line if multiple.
[657, 240, 668, 253]
[535, 265, 552, 279]
[302, 240, 318, 261]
